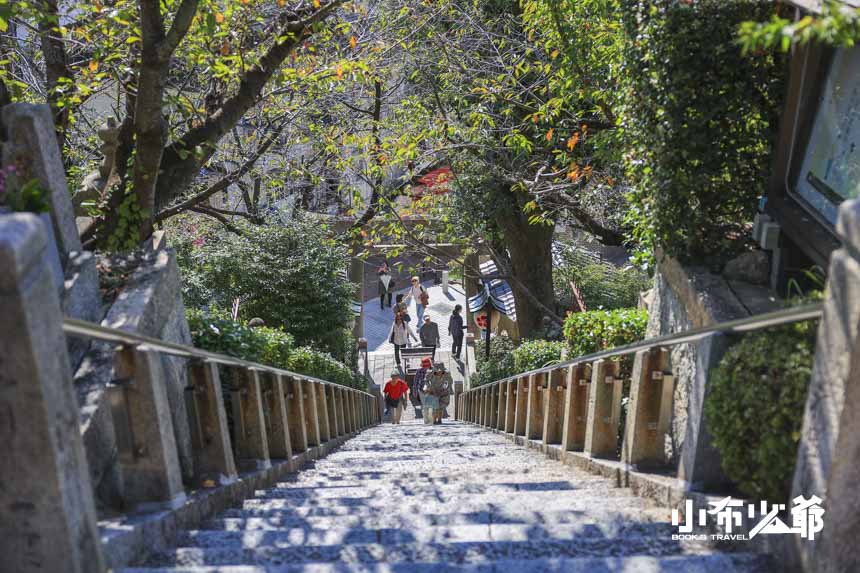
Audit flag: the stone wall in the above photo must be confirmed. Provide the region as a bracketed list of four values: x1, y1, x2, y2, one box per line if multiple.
[75, 234, 195, 511]
[644, 254, 776, 490]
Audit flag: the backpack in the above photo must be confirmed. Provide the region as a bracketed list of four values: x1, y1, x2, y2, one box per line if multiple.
[419, 286, 430, 306]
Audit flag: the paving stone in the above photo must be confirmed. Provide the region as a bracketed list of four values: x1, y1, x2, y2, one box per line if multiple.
[124, 420, 771, 572]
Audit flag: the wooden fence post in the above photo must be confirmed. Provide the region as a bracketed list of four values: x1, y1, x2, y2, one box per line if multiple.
[622, 348, 673, 468]
[584, 359, 622, 459]
[496, 383, 506, 430]
[187, 360, 238, 483]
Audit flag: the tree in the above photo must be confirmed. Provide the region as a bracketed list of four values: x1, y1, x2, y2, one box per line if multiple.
[4, 0, 346, 249]
[173, 213, 356, 360]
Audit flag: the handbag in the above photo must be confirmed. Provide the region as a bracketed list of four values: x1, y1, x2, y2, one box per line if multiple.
[419, 288, 429, 306]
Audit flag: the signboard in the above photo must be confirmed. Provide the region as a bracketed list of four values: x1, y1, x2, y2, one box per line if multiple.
[793, 46, 860, 225]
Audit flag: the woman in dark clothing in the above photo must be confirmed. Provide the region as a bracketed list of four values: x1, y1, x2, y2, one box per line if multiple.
[378, 261, 395, 309]
[448, 304, 467, 359]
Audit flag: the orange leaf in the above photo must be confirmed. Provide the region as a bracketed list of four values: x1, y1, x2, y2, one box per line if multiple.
[349, 35, 357, 49]
[335, 65, 344, 79]
[214, 12, 224, 23]
[607, 176, 615, 186]
[545, 128, 554, 142]
[532, 113, 539, 124]
[567, 165, 580, 181]
[566, 132, 580, 151]
[220, 41, 230, 56]
[313, 0, 321, 7]
[88, 60, 99, 72]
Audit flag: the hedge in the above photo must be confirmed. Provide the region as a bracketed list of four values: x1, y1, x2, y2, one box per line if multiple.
[563, 308, 648, 357]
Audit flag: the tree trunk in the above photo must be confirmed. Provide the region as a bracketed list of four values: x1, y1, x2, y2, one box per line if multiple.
[39, 0, 73, 144]
[502, 218, 555, 339]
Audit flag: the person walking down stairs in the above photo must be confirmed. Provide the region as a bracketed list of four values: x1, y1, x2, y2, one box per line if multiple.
[422, 362, 453, 425]
[378, 261, 396, 309]
[419, 315, 441, 360]
[383, 372, 409, 424]
[449, 304, 467, 360]
[410, 357, 431, 418]
[405, 276, 430, 323]
[388, 313, 418, 369]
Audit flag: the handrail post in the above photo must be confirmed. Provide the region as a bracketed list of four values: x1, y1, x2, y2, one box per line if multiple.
[561, 363, 590, 452]
[348, 391, 358, 432]
[327, 385, 341, 437]
[266, 373, 293, 461]
[513, 376, 528, 437]
[584, 359, 622, 459]
[542, 369, 565, 446]
[0, 214, 105, 572]
[496, 383, 506, 430]
[336, 387, 347, 435]
[316, 382, 331, 443]
[302, 379, 321, 449]
[233, 368, 271, 469]
[504, 380, 515, 432]
[285, 377, 308, 454]
[187, 360, 238, 484]
[114, 345, 187, 509]
[525, 373, 545, 440]
[622, 348, 673, 468]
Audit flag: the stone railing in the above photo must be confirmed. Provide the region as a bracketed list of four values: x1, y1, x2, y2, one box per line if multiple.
[458, 303, 822, 465]
[1, 213, 380, 573]
[456, 200, 860, 573]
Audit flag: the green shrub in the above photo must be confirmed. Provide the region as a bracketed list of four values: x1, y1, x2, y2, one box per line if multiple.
[705, 321, 816, 502]
[555, 258, 650, 311]
[187, 309, 362, 389]
[512, 339, 565, 374]
[563, 308, 648, 357]
[620, 0, 787, 264]
[187, 309, 294, 369]
[174, 215, 355, 360]
[287, 346, 365, 390]
[472, 335, 518, 387]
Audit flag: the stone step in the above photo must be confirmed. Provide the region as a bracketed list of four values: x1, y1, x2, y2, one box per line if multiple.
[236, 492, 657, 516]
[145, 535, 725, 568]
[178, 520, 681, 548]
[120, 553, 772, 572]
[206, 507, 673, 531]
[252, 478, 618, 500]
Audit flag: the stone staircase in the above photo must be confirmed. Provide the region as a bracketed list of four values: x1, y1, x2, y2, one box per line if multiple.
[122, 420, 771, 572]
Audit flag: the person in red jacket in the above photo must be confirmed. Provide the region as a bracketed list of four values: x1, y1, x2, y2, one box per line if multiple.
[383, 372, 409, 424]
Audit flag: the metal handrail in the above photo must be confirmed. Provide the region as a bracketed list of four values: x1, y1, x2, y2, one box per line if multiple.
[465, 302, 823, 392]
[63, 317, 375, 398]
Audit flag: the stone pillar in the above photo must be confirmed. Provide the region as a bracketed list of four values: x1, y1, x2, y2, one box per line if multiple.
[525, 374, 545, 441]
[561, 363, 590, 452]
[584, 359, 622, 459]
[187, 360, 237, 484]
[496, 383, 506, 430]
[542, 369, 565, 446]
[336, 387, 347, 436]
[622, 348, 674, 469]
[302, 379, 321, 448]
[111, 346, 187, 509]
[316, 382, 331, 442]
[0, 214, 105, 573]
[231, 368, 270, 470]
[266, 374, 293, 461]
[285, 377, 307, 454]
[791, 200, 860, 573]
[504, 380, 516, 433]
[513, 377, 528, 436]
[326, 385, 340, 437]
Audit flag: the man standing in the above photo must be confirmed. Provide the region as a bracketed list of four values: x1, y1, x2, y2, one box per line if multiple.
[419, 315, 441, 360]
[448, 304, 466, 360]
